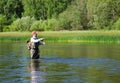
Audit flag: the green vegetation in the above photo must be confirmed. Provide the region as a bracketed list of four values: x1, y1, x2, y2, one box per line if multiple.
[0, 31, 120, 43]
[0, 0, 120, 31]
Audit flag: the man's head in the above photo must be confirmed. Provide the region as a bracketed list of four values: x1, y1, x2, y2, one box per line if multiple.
[32, 31, 37, 37]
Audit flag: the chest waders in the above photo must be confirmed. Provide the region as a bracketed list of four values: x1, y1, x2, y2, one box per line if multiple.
[30, 42, 40, 59]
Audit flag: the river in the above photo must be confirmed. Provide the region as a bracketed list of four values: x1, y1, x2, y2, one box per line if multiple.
[0, 42, 120, 83]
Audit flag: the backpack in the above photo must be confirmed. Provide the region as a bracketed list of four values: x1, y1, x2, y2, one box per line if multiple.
[26, 41, 31, 50]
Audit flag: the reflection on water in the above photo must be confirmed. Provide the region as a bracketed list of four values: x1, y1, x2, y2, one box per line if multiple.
[29, 59, 46, 83]
[0, 42, 120, 83]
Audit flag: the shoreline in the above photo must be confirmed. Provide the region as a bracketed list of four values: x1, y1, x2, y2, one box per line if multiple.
[0, 31, 120, 43]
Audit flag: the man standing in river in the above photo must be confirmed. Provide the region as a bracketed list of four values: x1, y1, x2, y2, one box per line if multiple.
[27, 31, 45, 59]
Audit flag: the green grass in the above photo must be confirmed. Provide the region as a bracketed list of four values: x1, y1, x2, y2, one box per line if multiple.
[0, 31, 120, 43]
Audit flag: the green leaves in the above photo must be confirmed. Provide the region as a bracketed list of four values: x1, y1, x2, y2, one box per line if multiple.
[0, 0, 120, 31]
[22, 0, 71, 20]
[10, 16, 36, 31]
[0, 14, 7, 31]
[87, 0, 120, 29]
[113, 18, 120, 30]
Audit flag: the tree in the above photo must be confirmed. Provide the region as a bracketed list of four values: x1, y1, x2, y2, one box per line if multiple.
[1, 0, 120, 31]
[4, 0, 23, 23]
[22, 0, 72, 20]
[0, 0, 7, 14]
[0, 14, 6, 32]
[0, 0, 24, 27]
[87, 0, 120, 29]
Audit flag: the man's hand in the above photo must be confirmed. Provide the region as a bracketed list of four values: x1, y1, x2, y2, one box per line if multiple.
[39, 38, 45, 41]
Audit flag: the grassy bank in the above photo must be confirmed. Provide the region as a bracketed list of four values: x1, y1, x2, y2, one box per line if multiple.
[0, 31, 120, 43]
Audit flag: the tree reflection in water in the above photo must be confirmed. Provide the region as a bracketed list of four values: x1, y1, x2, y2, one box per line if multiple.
[29, 59, 46, 83]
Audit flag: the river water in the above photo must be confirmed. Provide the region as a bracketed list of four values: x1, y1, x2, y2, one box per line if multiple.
[0, 42, 120, 83]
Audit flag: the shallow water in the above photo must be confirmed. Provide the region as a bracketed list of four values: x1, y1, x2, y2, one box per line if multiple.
[0, 42, 120, 83]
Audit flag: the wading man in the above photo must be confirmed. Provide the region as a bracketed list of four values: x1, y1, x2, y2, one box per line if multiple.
[27, 31, 45, 59]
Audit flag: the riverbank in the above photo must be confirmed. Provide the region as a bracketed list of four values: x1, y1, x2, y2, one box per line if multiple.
[0, 31, 120, 43]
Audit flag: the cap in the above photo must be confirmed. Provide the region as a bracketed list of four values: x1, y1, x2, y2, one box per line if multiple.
[32, 31, 37, 36]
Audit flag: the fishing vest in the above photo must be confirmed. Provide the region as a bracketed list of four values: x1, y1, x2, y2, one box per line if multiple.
[30, 42, 39, 49]
[27, 42, 39, 50]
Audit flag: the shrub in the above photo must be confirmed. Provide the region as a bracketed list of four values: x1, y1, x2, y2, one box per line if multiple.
[30, 18, 59, 31]
[10, 16, 36, 31]
[30, 20, 44, 31]
[45, 18, 59, 31]
[113, 18, 120, 30]
[3, 26, 10, 32]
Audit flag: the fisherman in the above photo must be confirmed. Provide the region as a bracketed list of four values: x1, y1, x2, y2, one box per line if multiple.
[27, 31, 45, 59]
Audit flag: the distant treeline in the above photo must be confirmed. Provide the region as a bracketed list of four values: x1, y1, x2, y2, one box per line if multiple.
[0, 0, 120, 32]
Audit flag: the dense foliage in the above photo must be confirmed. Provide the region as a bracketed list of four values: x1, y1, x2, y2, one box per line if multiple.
[0, 0, 120, 32]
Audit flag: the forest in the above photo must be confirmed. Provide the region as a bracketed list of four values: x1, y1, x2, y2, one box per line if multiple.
[0, 0, 120, 32]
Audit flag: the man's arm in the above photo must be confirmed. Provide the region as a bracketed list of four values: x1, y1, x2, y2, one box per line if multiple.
[39, 41, 45, 45]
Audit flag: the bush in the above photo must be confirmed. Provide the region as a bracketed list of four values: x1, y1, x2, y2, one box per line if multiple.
[30, 20, 45, 31]
[113, 18, 120, 30]
[46, 18, 59, 31]
[3, 26, 10, 32]
[10, 16, 36, 31]
[30, 18, 59, 31]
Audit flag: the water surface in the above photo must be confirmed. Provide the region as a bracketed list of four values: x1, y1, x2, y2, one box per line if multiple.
[0, 42, 120, 83]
